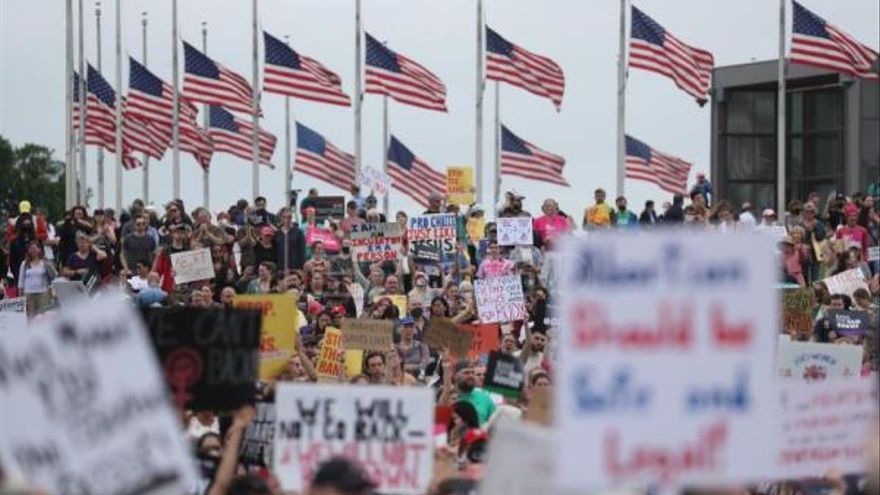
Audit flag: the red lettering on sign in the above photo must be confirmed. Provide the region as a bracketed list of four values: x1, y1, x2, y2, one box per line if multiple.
[570, 302, 693, 351]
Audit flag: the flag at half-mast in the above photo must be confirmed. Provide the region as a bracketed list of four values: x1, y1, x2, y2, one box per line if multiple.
[207, 106, 275, 167]
[790, 1, 878, 80]
[293, 122, 356, 192]
[500, 125, 568, 186]
[387, 135, 446, 207]
[625, 135, 693, 195]
[365, 32, 447, 112]
[486, 27, 565, 111]
[262, 31, 351, 106]
[183, 41, 257, 114]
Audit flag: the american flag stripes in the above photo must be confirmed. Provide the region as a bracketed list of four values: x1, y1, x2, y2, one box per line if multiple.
[625, 135, 692, 195]
[486, 27, 565, 111]
[183, 41, 256, 114]
[790, 1, 879, 80]
[500, 125, 568, 186]
[293, 122, 356, 192]
[629, 6, 714, 105]
[365, 33, 447, 112]
[207, 106, 275, 167]
[73, 72, 142, 169]
[263, 31, 351, 106]
[386, 135, 446, 207]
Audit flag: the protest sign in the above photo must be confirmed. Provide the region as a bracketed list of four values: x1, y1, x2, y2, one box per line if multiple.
[423, 318, 473, 359]
[0, 296, 26, 331]
[459, 323, 500, 360]
[869, 246, 879, 262]
[776, 339, 863, 381]
[358, 165, 393, 196]
[781, 289, 813, 338]
[305, 226, 341, 253]
[474, 275, 526, 323]
[775, 379, 878, 479]
[483, 351, 524, 399]
[408, 214, 457, 261]
[466, 216, 485, 243]
[273, 384, 434, 494]
[315, 327, 343, 381]
[240, 402, 276, 467]
[497, 217, 533, 246]
[821, 268, 869, 298]
[825, 310, 871, 338]
[340, 318, 394, 351]
[170, 247, 214, 284]
[480, 421, 555, 495]
[233, 294, 299, 380]
[350, 222, 404, 263]
[0, 295, 195, 495]
[142, 307, 261, 411]
[556, 232, 780, 491]
[445, 166, 474, 205]
[52, 279, 89, 305]
[307, 196, 345, 222]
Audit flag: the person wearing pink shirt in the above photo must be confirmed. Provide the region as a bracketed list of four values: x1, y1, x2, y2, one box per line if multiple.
[533, 199, 570, 246]
[476, 240, 515, 279]
[836, 203, 870, 261]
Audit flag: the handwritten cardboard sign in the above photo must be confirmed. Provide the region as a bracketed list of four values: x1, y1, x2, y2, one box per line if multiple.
[350, 222, 404, 263]
[497, 217, 533, 246]
[315, 327, 343, 381]
[423, 318, 473, 359]
[408, 214, 456, 261]
[474, 275, 526, 323]
[445, 166, 473, 205]
[483, 351, 524, 399]
[459, 323, 501, 360]
[556, 232, 780, 491]
[825, 310, 871, 338]
[776, 339, 863, 381]
[340, 318, 394, 351]
[142, 307, 261, 411]
[273, 384, 434, 494]
[358, 165, 393, 197]
[821, 268, 869, 298]
[781, 288, 813, 338]
[0, 295, 195, 495]
[0, 296, 26, 331]
[170, 247, 214, 284]
[233, 294, 299, 380]
[240, 401, 276, 467]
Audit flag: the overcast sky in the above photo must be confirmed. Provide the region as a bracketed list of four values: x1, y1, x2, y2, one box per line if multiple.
[1, 0, 878, 217]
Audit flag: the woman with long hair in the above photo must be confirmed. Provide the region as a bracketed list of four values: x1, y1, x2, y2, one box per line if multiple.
[17, 241, 56, 316]
[246, 261, 277, 294]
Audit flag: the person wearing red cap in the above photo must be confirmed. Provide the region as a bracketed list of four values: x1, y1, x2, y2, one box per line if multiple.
[836, 203, 870, 261]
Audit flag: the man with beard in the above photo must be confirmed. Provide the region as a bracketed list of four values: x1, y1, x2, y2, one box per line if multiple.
[515, 328, 548, 375]
[453, 360, 495, 425]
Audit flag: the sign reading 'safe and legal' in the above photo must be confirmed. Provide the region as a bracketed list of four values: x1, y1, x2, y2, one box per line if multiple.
[556, 232, 780, 492]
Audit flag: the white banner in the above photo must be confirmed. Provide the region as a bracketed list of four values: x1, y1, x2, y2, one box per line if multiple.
[358, 165, 393, 197]
[170, 247, 215, 284]
[474, 275, 526, 323]
[0, 296, 27, 331]
[821, 268, 869, 298]
[556, 232, 780, 492]
[776, 338, 863, 381]
[273, 383, 433, 494]
[0, 295, 195, 495]
[497, 217, 533, 246]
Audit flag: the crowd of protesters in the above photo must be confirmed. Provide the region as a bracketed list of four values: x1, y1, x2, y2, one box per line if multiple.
[2, 177, 880, 495]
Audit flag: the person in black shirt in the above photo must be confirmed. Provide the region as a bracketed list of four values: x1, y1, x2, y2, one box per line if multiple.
[56, 206, 93, 264]
[62, 233, 107, 283]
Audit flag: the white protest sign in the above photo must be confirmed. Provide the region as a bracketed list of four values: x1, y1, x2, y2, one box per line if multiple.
[497, 217, 533, 246]
[358, 166, 393, 197]
[350, 222, 405, 263]
[170, 247, 215, 284]
[481, 420, 555, 495]
[474, 275, 526, 323]
[821, 268, 869, 298]
[273, 383, 433, 494]
[0, 297, 27, 331]
[775, 379, 878, 479]
[776, 339, 863, 381]
[868, 246, 879, 262]
[0, 295, 195, 495]
[556, 232, 780, 491]
[407, 214, 457, 261]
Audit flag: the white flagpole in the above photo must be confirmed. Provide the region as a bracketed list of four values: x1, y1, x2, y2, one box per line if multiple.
[284, 35, 293, 206]
[171, 0, 180, 200]
[382, 94, 389, 215]
[113, 0, 123, 212]
[475, 0, 484, 204]
[95, 1, 104, 208]
[78, 0, 87, 205]
[493, 81, 500, 210]
[251, 0, 260, 200]
[616, 0, 628, 199]
[65, 0, 76, 209]
[354, 0, 362, 177]
[202, 21, 210, 211]
[777, 0, 787, 216]
[141, 12, 149, 204]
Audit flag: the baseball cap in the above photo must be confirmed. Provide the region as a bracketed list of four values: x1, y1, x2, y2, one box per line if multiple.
[762, 209, 776, 217]
[18, 200, 31, 214]
[844, 203, 859, 217]
[399, 316, 415, 326]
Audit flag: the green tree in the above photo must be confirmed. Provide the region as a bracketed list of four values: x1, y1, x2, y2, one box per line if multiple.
[0, 135, 66, 221]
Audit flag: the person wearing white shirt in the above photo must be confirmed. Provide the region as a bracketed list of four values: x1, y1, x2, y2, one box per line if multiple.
[737, 202, 757, 230]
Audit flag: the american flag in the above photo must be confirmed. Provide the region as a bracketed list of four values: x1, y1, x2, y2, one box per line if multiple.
[500, 125, 568, 186]
[263, 31, 351, 106]
[207, 106, 275, 166]
[790, 1, 879, 80]
[486, 27, 565, 111]
[293, 122, 356, 192]
[386, 135, 446, 207]
[625, 135, 692, 195]
[183, 41, 256, 115]
[73, 72, 142, 168]
[629, 6, 714, 105]
[365, 32, 447, 112]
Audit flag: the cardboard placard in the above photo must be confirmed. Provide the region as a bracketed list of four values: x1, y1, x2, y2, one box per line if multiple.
[169, 247, 214, 284]
[821, 268, 869, 298]
[556, 232, 780, 491]
[459, 323, 501, 360]
[315, 327, 343, 381]
[826, 309, 871, 338]
[142, 307, 261, 411]
[340, 318, 394, 351]
[407, 214, 457, 261]
[0, 296, 27, 331]
[423, 318, 473, 359]
[239, 401, 276, 467]
[497, 217, 533, 246]
[781, 288, 813, 338]
[0, 295, 196, 495]
[358, 166, 393, 197]
[233, 294, 300, 380]
[474, 275, 526, 323]
[776, 338, 863, 381]
[445, 166, 474, 205]
[306, 196, 345, 222]
[350, 222, 404, 263]
[273, 384, 434, 494]
[483, 351, 524, 399]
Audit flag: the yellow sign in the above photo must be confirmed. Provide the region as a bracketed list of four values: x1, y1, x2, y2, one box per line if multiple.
[345, 350, 364, 378]
[374, 294, 408, 317]
[466, 216, 485, 243]
[446, 166, 475, 205]
[233, 294, 299, 380]
[316, 327, 343, 380]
